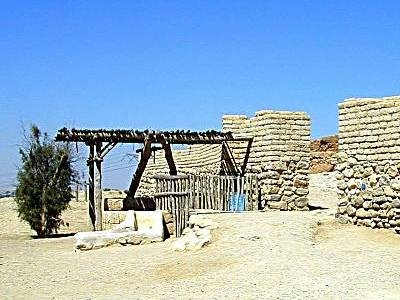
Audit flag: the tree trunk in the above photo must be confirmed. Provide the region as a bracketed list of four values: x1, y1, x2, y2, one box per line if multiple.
[38, 153, 68, 237]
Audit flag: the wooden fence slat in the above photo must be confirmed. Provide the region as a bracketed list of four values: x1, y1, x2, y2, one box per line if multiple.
[195, 175, 199, 209]
[216, 176, 220, 211]
[207, 175, 211, 209]
[250, 176, 252, 209]
[213, 176, 217, 210]
[223, 177, 227, 211]
[202, 175, 205, 209]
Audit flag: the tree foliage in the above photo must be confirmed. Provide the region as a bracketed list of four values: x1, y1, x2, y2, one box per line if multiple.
[15, 125, 77, 237]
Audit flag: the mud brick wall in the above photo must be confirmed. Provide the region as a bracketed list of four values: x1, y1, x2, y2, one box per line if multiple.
[137, 144, 222, 196]
[222, 110, 311, 210]
[336, 96, 400, 232]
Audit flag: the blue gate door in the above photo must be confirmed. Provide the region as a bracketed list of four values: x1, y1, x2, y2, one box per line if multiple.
[229, 193, 246, 212]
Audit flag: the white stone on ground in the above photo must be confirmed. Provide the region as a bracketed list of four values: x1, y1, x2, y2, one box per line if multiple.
[172, 215, 218, 251]
[75, 210, 164, 251]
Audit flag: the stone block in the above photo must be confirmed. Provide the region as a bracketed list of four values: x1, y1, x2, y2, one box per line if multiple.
[352, 196, 364, 208]
[337, 152, 348, 163]
[295, 188, 308, 196]
[135, 210, 165, 238]
[356, 208, 372, 218]
[268, 201, 288, 210]
[346, 205, 356, 216]
[384, 186, 396, 197]
[293, 175, 308, 188]
[343, 168, 354, 178]
[337, 180, 347, 190]
[347, 178, 358, 189]
[104, 198, 124, 211]
[294, 197, 308, 208]
[391, 179, 400, 191]
[75, 229, 164, 251]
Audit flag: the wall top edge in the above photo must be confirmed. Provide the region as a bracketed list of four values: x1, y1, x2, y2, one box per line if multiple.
[338, 96, 400, 108]
[222, 110, 310, 120]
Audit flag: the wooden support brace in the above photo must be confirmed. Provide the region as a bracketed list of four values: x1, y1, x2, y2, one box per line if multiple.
[160, 137, 177, 175]
[127, 139, 152, 198]
[99, 142, 117, 159]
[241, 139, 253, 176]
[222, 142, 239, 176]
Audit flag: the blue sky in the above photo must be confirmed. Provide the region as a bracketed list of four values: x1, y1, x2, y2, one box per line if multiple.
[1, 1, 399, 189]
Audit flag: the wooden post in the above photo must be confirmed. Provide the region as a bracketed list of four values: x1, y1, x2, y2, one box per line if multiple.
[88, 145, 96, 230]
[84, 181, 88, 202]
[75, 184, 79, 201]
[94, 142, 103, 231]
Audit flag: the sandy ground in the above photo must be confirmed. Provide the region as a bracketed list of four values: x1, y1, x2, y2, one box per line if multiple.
[1, 174, 400, 299]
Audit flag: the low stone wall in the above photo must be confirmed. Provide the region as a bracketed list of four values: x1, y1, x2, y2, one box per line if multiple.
[336, 96, 400, 232]
[223, 110, 311, 210]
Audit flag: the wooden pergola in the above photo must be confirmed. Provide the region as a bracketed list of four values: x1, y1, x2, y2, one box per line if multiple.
[56, 128, 253, 231]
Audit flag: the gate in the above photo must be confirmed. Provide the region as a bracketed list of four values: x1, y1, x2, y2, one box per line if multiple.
[153, 174, 259, 237]
[153, 175, 190, 238]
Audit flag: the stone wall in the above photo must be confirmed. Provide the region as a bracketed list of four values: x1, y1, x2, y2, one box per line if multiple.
[336, 96, 400, 232]
[222, 110, 311, 210]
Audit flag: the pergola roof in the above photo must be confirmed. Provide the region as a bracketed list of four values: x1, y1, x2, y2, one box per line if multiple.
[55, 128, 252, 145]
[55, 127, 253, 231]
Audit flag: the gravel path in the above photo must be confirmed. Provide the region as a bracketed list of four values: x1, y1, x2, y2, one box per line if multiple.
[1, 174, 400, 299]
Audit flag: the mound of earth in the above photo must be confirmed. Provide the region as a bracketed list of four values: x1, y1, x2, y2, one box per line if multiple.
[310, 135, 338, 173]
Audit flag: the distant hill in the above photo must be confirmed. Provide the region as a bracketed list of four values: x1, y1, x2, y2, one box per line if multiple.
[0, 190, 15, 198]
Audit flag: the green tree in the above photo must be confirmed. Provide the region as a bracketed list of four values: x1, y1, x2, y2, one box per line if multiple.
[15, 125, 77, 237]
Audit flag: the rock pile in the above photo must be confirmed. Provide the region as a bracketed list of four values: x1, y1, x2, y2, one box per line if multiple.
[172, 215, 218, 251]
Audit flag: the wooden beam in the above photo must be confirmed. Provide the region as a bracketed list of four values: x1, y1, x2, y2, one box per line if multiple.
[241, 139, 253, 176]
[153, 174, 189, 180]
[94, 142, 103, 231]
[127, 139, 152, 198]
[99, 142, 117, 159]
[56, 128, 253, 145]
[87, 145, 95, 230]
[160, 137, 177, 175]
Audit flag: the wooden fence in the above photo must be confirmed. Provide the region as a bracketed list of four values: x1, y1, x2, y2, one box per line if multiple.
[153, 174, 259, 237]
[188, 174, 259, 211]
